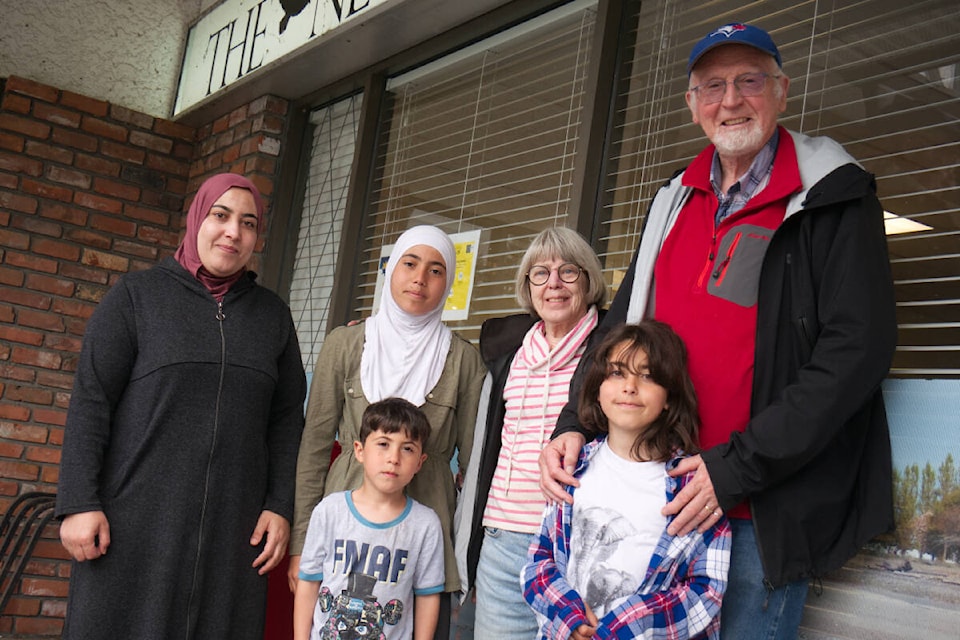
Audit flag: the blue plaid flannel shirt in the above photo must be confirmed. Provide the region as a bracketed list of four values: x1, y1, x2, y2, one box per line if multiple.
[522, 437, 732, 639]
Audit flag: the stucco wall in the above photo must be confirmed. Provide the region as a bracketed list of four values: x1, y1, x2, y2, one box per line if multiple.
[0, 0, 219, 119]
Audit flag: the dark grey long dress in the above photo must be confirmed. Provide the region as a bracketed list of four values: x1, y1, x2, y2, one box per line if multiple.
[56, 257, 306, 639]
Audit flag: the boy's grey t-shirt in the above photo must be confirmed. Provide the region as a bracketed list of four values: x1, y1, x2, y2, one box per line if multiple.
[299, 491, 445, 640]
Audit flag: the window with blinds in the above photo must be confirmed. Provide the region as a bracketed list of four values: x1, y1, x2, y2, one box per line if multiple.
[289, 94, 363, 375]
[600, 0, 960, 376]
[357, 0, 598, 342]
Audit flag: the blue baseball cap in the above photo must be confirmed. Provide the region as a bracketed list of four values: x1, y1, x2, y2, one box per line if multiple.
[687, 23, 782, 76]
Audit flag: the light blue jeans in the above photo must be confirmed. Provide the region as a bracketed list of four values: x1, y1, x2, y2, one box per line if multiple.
[721, 518, 810, 639]
[473, 527, 540, 640]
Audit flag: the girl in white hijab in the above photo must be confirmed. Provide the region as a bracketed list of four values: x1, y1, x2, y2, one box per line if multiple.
[289, 225, 486, 640]
[360, 225, 455, 405]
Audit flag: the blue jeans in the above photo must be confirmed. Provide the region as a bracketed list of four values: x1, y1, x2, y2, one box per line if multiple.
[473, 527, 540, 640]
[721, 518, 809, 639]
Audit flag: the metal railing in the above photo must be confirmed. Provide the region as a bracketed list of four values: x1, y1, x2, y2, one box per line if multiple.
[0, 492, 58, 614]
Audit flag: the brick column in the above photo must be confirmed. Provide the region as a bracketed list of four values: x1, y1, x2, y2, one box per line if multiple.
[190, 94, 290, 258]
[0, 74, 193, 636]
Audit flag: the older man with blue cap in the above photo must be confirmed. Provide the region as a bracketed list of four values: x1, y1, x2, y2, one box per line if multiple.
[541, 22, 897, 639]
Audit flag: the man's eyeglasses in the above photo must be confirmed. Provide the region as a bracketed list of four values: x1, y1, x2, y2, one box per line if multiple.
[526, 263, 582, 286]
[689, 72, 781, 105]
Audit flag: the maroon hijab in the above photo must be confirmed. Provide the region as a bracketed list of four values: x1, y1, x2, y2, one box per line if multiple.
[174, 173, 265, 300]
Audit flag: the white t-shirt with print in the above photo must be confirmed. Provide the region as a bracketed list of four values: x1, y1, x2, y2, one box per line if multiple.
[299, 491, 445, 640]
[566, 440, 667, 618]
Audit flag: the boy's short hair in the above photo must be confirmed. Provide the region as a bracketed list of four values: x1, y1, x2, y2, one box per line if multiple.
[359, 398, 431, 448]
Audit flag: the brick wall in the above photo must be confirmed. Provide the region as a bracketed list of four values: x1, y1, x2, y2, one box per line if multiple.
[0, 75, 291, 636]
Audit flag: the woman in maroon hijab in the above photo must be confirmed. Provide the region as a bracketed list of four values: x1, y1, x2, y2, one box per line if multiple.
[56, 173, 307, 640]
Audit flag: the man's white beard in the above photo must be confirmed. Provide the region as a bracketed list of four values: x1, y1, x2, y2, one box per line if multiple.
[711, 120, 767, 158]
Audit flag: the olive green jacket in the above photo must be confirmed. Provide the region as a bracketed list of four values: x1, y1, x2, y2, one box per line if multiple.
[291, 322, 486, 591]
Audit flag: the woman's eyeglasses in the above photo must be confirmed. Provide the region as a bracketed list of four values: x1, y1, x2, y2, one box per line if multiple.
[526, 263, 582, 286]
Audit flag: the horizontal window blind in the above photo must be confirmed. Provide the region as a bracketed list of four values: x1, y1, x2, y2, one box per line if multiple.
[358, 0, 598, 342]
[600, 0, 960, 375]
[289, 94, 363, 375]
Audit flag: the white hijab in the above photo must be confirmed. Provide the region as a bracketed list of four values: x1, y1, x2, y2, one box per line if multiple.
[360, 225, 455, 405]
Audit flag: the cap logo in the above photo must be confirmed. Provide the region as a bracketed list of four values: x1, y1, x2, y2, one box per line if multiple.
[688, 22, 781, 76]
[712, 24, 747, 39]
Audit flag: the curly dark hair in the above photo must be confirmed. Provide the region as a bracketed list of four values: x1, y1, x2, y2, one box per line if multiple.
[578, 321, 700, 462]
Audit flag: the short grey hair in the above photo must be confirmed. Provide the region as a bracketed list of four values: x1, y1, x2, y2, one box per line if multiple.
[515, 227, 607, 315]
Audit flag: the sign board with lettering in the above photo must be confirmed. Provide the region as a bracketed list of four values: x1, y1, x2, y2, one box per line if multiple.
[174, 0, 387, 116]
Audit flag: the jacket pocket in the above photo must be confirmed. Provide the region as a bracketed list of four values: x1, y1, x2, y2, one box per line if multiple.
[707, 223, 774, 308]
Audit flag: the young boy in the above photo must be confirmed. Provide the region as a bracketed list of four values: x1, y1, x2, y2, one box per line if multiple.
[294, 397, 444, 640]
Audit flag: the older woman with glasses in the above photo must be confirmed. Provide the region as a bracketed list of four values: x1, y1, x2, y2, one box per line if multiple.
[455, 227, 607, 639]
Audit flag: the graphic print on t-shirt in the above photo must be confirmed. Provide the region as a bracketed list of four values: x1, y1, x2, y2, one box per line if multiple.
[568, 506, 639, 618]
[316, 571, 403, 640]
[300, 493, 445, 640]
[566, 445, 666, 620]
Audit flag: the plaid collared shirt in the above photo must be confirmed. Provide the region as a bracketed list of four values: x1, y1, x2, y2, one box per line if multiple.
[522, 438, 731, 639]
[711, 129, 779, 225]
